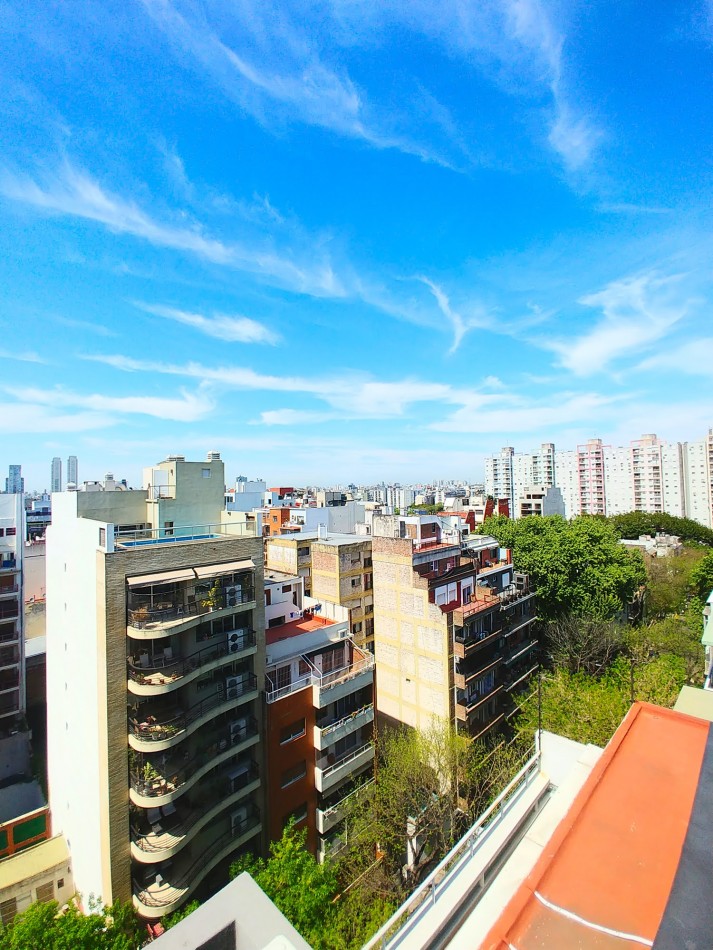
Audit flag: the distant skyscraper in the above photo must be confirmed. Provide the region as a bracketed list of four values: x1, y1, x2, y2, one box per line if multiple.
[51, 457, 62, 493]
[67, 455, 78, 488]
[5, 465, 24, 494]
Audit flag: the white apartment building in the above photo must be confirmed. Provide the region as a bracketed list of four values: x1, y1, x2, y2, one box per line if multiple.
[489, 429, 713, 526]
[47, 454, 265, 920]
[485, 444, 556, 517]
[0, 494, 24, 725]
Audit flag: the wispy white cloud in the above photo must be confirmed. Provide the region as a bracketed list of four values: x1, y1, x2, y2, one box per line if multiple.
[596, 202, 673, 216]
[540, 272, 693, 376]
[417, 276, 489, 354]
[254, 409, 338, 426]
[141, 0, 458, 168]
[11, 385, 214, 422]
[133, 302, 280, 345]
[54, 316, 116, 337]
[0, 348, 47, 364]
[432, 391, 624, 433]
[0, 402, 114, 434]
[0, 162, 345, 298]
[81, 352, 502, 419]
[637, 337, 713, 376]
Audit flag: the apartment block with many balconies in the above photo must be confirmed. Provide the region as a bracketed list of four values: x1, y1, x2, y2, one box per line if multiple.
[46, 454, 265, 922]
[264, 607, 374, 863]
[0, 494, 24, 727]
[372, 515, 536, 741]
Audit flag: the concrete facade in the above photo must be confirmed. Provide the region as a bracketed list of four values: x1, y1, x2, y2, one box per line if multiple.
[47, 455, 266, 920]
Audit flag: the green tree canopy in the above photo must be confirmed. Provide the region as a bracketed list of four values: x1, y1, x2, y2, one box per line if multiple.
[0, 896, 142, 950]
[689, 551, 713, 601]
[607, 511, 713, 547]
[480, 514, 646, 621]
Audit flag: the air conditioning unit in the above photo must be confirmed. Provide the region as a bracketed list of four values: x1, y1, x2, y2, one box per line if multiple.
[225, 673, 247, 699]
[227, 629, 246, 653]
[229, 717, 248, 744]
[225, 585, 239, 607]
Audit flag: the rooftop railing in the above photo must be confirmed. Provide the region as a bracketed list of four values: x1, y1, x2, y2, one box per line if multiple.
[115, 521, 257, 549]
[265, 646, 375, 703]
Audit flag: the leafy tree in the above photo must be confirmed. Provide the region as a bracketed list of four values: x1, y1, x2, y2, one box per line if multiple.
[625, 608, 704, 685]
[607, 511, 713, 547]
[230, 821, 339, 950]
[0, 896, 142, 950]
[644, 546, 707, 618]
[690, 551, 713, 601]
[480, 515, 646, 621]
[162, 900, 200, 931]
[229, 821, 392, 950]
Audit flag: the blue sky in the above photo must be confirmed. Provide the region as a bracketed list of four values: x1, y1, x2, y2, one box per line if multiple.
[1, 0, 712, 490]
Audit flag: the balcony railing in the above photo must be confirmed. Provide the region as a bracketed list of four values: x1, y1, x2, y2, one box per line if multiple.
[132, 761, 259, 854]
[0, 625, 17, 645]
[133, 806, 261, 910]
[128, 632, 256, 686]
[265, 647, 375, 703]
[317, 741, 374, 780]
[0, 559, 17, 572]
[130, 718, 258, 799]
[0, 646, 20, 668]
[127, 585, 255, 630]
[115, 521, 257, 549]
[318, 704, 374, 740]
[0, 584, 19, 597]
[129, 675, 257, 743]
[0, 603, 19, 622]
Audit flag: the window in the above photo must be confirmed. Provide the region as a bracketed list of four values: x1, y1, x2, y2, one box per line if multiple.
[280, 718, 306, 744]
[274, 665, 291, 690]
[164, 521, 174, 537]
[0, 530, 4, 538]
[6, 528, 15, 537]
[321, 647, 341, 673]
[351, 577, 360, 588]
[57, 878, 64, 890]
[99, 528, 105, 546]
[298, 658, 311, 677]
[353, 622, 363, 634]
[297, 546, 309, 557]
[364, 573, 373, 590]
[36, 882, 54, 904]
[265, 589, 272, 606]
[284, 803, 308, 826]
[282, 585, 291, 593]
[281, 761, 307, 788]
[268, 616, 285, 628]
[364, 556, 372, 568]
[202, 468, 211, 478]
[0, 898, 16, 927]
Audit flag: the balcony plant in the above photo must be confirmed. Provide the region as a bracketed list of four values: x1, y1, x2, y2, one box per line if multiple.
[201, 580, 224, 612]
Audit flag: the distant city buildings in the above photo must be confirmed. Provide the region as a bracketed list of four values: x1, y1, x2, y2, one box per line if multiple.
[50, 457, 62, 494]
[66, 455, 78, 489]
[4, 465, 23, 494]
[486, 429, 713, 527]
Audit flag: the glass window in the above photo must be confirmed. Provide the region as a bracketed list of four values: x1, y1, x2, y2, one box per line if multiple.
[280, 718, 306, 744]
[281, 761, 307, 788]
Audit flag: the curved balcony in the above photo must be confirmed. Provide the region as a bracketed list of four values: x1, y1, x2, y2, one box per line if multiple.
[128, 675, 258, 752]
[129, 717, 259, 807]
[132, 807, 262, 920]
[126, 579, 255, 640]
[131, 761, 259, 863]
[128, 632, 256, 696]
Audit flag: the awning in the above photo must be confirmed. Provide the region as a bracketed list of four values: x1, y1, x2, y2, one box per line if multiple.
[127, 568, 197, 586]
[194, 559, 254, 579]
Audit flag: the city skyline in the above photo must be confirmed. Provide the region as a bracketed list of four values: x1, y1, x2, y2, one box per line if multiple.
[1, 3, 713, 486]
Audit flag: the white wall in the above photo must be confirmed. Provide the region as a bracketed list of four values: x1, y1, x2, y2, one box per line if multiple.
[46, 492, 108, 904]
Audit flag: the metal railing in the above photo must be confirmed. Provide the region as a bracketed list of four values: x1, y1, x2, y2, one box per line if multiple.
[128, 633, 255, 685]
[317, 703, 374, 739]
[320, 777, 375, 819]
[362, 748, 541, 949]
[129, 676, 257, 742]
[133, 806, 261, 908]
[265, 648, 375, 704]
[127, 586, 255, 629]
[132, 761, 259, 852]
[317, 741, 374, 778]
[116, 521, 257, 547]
[130, 717, 258, 797]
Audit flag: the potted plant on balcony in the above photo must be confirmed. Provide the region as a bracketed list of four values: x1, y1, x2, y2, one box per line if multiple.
[201, 580, 224, 612]
[132, 605, 150, 628]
